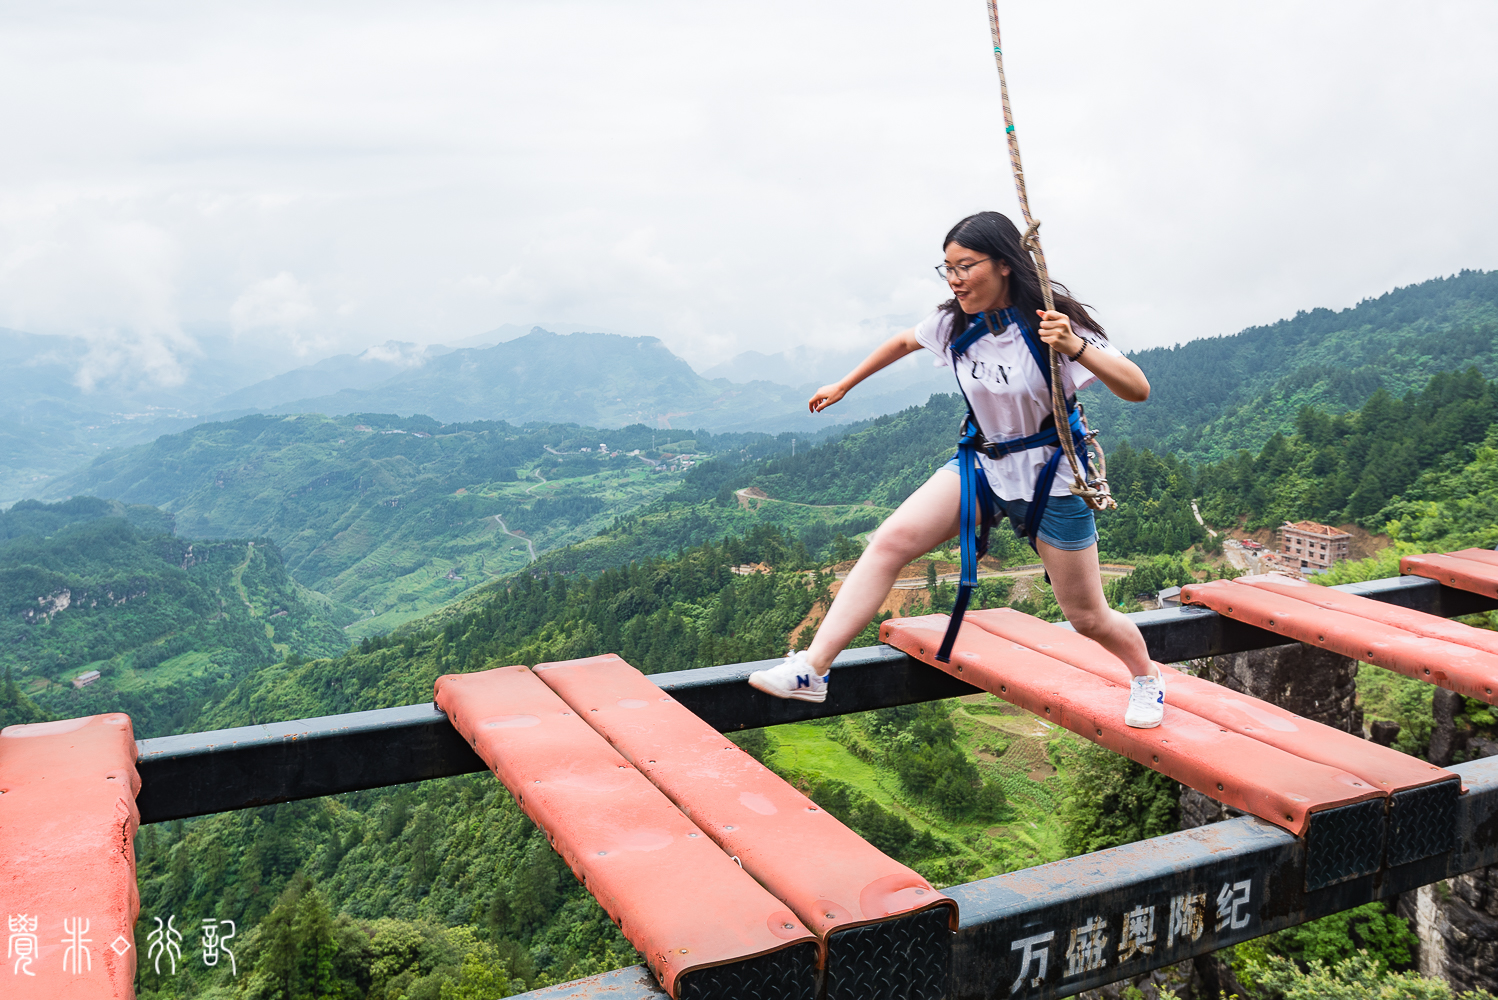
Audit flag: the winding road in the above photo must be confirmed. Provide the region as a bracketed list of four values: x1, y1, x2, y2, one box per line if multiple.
[493, 514, 537, 563]
[734, 487, 890, 512]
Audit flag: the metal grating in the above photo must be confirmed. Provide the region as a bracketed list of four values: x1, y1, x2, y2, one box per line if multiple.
[1388, 779, 1460, 867]
[824, 905, 953, 1000]
[1305, 798, 1386, 891]
[674, 942, 819, 1000]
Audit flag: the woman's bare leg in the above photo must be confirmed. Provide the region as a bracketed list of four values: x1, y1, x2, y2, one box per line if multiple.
[803, 469, 961, 673]
[1039, 539, 1154, 677]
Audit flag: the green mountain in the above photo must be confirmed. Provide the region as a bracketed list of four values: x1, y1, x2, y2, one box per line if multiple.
[1195, 368, 1498, 530]
[0, 326, 303, 505]
[37, 412, 842, 635]
[0, 497, 345, 738]
[1080, 269, 1498, 463]
[595, 391, 1206, 567]
[264, 330, 798, 430]
[55, 371, 1487, 997]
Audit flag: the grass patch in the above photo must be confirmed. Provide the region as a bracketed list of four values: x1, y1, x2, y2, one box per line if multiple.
[763, 700, 1082, 885]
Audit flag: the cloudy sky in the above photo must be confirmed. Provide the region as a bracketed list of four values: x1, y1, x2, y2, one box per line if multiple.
[0, 0, 1495, 382]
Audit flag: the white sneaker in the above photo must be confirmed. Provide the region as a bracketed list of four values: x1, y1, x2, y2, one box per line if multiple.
[748, 651, 828, 703]
[1125, 670, 1165, 729]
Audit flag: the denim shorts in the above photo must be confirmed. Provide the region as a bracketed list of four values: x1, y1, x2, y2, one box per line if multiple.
[941, 457, 1098, 551]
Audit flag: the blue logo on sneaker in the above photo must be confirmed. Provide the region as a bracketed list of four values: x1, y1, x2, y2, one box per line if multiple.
[796, 674, 810, 689]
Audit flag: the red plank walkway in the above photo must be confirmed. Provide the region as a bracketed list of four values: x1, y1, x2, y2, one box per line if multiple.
[880, 613, 1384, 838]
[436, 666, 818, 999]
[0, 714, 141, 1000]
[535, 654, 953, 1000]
[1182, 576, 1498, 703]
[1403, 549, 1498, 601]
[963, 607, 1453, 796]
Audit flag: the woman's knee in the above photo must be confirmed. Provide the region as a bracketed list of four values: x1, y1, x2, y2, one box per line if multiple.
[1067, 605, 1112, 636]
[866, 522, 930, 565]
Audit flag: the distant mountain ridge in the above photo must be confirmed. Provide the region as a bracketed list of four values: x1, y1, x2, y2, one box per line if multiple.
[212, 341, 453, 412]
[260, 328, 947, 433]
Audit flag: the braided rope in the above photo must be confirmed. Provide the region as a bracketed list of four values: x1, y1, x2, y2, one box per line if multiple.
[985, 0, 1115, 512]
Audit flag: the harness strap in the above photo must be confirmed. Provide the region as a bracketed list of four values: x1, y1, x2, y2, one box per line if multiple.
[935, 310, 1090, 663]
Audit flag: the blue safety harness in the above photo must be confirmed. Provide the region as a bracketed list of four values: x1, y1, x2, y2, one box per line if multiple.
[936, 307, 1091, 663]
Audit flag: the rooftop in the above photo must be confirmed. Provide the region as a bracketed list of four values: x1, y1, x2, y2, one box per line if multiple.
[1281, 520, 1351, 538]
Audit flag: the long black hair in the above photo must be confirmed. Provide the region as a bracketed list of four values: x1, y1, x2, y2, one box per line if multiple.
[939, 211, 1105, 341]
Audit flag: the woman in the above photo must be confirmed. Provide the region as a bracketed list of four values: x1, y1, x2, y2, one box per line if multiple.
[748, 211, 1164, 728]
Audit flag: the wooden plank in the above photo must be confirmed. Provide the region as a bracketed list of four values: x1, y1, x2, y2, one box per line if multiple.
[964, 607, 1454, 794]
[1402, 551, 1498, 600]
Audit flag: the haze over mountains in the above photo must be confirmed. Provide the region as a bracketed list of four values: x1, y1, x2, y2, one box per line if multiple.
[0, 322, 948, 503]
[3, 269, 1496, 507]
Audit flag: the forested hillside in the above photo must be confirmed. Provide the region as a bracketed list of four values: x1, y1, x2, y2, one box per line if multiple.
[16, 385, 1487, 997]
[627, 391, 1206, 563]
[688, 366, 1496, 557]
[1196, 368, 1498, 528]
[1379, 420, 1498, 552]
[1080, 269, 1498, 462]
[0, 497, 345, 736]
[38, 413, 828, 634]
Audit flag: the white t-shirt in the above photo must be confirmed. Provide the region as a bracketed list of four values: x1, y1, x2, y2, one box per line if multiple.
[914, 308, 1122, 501]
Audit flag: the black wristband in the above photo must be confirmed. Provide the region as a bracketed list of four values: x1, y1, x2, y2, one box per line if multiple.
[1068, 341, 1088, 363]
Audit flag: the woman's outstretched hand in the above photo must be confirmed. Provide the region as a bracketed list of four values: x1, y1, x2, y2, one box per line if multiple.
[808, 382, 846, 413]
[1037, 309, 1084, 357]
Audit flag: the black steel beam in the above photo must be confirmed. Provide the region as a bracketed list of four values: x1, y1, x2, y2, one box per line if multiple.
[134, 703, 484, 824]
[134, 644, 979, 824]
[135, 575, 1496, 824]
[513, 755, 1498, 1000]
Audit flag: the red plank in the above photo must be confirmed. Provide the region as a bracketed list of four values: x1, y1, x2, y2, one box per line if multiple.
[1182, 578, 1498, 703]
[435, 666, 816, 998]
[963, 608, 1454, 794]
[534, 654, 956, 957]
[1443, 548, 1498, 569]
[1402, 551, 1498, 599]
[880, 614, 1383, 836]
[1235, 572, 1498, 658]
[0, 714, 141, 1000]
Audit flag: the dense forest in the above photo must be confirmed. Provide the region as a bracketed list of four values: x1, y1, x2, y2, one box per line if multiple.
[0, 497, 345, 735]
[34, 412, 835, 633]
[666, 365, 1498, 561]
[1078, 268, 1498, 462]
[120, 525, 1468, 1000]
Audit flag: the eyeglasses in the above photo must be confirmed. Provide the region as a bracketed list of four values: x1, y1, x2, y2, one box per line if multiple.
[934, 258, 991, 281]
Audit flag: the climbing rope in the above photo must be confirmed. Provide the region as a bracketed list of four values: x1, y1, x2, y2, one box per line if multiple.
[984, 0, 1116, 511]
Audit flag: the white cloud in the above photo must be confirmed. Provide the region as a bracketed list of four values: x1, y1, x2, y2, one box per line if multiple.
[229, 272, 319, 354]
[0, 0, 1492, 379]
